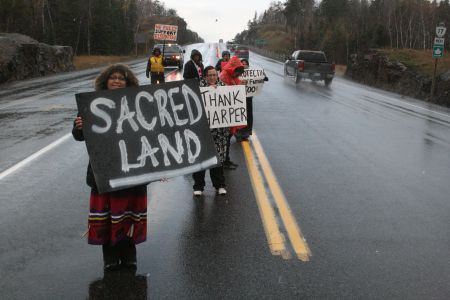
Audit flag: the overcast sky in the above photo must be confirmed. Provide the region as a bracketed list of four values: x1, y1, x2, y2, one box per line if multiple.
[162, 0, 276, 42]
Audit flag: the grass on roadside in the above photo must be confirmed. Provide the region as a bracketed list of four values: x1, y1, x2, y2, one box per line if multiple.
[379, 48, 450, 78]
[73, 55, 145, 70]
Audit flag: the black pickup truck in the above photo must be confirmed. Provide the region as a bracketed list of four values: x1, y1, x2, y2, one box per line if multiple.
[284, 50, 335, 86]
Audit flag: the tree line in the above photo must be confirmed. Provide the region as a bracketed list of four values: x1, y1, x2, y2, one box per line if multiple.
[234, 0, 450, 64]
[0, 0, 203, 55]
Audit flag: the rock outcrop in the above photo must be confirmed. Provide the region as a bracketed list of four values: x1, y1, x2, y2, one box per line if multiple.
[434, 70, 450, 106]
[0, 33, 74, 84]
[346, 49, 432, 100]
[346, 49, 450, 106]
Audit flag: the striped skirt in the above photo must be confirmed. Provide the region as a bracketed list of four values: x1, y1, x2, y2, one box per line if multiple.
[88, 185, 147, 245]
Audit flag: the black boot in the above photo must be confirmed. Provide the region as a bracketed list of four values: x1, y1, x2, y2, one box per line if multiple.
[118, 238, 137, 270]
[102, 244, 120, 272]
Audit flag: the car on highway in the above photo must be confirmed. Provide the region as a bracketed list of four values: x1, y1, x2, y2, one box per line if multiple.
[284, 50, 335, 86]
[234, 46, 249, 60]
[153, 43, 185, 69]
[226, 42, 236, 52]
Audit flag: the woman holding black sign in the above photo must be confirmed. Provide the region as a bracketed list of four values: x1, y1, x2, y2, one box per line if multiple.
[72, 64, 147, 272]
[192, 66, 229, 196]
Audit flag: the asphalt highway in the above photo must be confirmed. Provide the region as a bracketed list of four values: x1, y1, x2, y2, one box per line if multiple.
[1, 43, 450, 299]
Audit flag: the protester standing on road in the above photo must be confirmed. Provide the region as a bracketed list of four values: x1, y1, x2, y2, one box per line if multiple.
[72, 64, 147, 272]
[219, 56, 247, 169]
[235, 58, 269, 141]
[215, 50, 230, 73]
[146, 47, 165, 84]
[192, 66, 229, 196]
[183, 49, 204, 80]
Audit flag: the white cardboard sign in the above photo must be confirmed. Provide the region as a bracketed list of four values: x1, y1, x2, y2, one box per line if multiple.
[154, 24, 178, 41]
[239, 68, 266, 97]
[199, 85, 247, 129]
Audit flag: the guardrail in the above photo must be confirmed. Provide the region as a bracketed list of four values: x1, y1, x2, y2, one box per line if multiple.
[245, 46, 288, 62]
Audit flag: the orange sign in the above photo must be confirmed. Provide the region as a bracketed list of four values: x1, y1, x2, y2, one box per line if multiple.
[154, 24, 178, 41]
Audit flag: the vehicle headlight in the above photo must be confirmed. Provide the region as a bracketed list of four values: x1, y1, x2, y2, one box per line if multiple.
[175, 56, 180, 59]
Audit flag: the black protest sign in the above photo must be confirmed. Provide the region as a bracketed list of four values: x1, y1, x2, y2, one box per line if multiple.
[76, 79, 218, 193]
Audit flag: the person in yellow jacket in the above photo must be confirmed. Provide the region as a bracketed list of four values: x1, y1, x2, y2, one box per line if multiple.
[146, 47, 165, 84]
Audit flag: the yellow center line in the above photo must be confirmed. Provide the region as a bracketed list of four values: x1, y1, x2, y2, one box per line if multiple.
[251, 133, 312, 261]
[241, 140, 288, 257]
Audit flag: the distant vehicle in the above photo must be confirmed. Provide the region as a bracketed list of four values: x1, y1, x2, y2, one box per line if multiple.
[226, 43, 236, 52]
[153, 43, 185, 69]
[219, 39, 223, 43]
[284, 50, 335, 86]
[234, 46, 249, 60]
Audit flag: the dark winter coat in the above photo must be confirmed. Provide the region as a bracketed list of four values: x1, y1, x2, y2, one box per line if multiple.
[215, 58, 228, 72]
[72, 121, 98, 191]
[183, 49, 204, 80]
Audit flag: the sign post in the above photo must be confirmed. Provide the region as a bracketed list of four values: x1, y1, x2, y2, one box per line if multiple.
[431, 23, 446, 96]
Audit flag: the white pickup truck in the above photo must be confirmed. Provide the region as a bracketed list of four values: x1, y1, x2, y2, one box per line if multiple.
[284, 50, 335, 86]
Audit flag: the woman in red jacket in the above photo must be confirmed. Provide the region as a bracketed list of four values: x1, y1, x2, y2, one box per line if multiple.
[219, 56, 245, 86]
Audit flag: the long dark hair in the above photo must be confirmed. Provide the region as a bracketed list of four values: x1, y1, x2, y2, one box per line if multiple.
[94, 64, 139, 91]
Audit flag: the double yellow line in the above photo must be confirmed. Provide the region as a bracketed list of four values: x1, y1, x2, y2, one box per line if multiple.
[242, 133, 311, 261]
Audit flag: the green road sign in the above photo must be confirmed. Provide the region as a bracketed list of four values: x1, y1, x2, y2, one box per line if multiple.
[433, 45, 444, 58]
[255, 39, 267, 46]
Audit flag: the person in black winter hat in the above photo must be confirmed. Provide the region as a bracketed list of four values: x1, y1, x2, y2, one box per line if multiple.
[183, 49, 204, 80]
[215, 50, 230, 73]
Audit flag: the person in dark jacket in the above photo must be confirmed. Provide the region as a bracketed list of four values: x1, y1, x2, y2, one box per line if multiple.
[183, 49, 204, 80]
[72, 64, 148, 272]
[215, 50, 230, 73]
[236, 58, 269, 141]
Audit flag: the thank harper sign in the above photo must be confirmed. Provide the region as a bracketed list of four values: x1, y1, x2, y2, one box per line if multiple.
[199, 85, 247, 129]
[76, 80, 218, 193]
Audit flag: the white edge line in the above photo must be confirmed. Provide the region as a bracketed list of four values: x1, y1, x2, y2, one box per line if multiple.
[109, 156, 218, 188]
[0, 133, 72, 180]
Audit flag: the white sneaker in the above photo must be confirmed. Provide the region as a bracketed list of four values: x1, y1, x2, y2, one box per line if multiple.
[193, 190, 203, 196]
[217, 187, 227, 195]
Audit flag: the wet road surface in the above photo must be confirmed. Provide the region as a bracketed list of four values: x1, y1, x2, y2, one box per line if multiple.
[1, 43, 450, 299]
